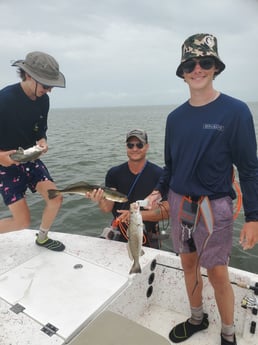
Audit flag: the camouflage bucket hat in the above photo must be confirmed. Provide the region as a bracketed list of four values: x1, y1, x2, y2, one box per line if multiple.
[176, 33, 225, 78]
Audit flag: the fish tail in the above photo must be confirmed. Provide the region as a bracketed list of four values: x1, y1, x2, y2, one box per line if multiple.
[129, 260, 141, 274]
[47, 189, 60, 199]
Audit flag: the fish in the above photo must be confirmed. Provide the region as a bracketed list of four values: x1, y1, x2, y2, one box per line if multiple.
[10, 145, 44, 163]
[47, 181, 128, 203]
[127, 202, 145, 274]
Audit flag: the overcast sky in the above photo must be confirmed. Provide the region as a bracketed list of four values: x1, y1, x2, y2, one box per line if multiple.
[0, 0, 258, 108]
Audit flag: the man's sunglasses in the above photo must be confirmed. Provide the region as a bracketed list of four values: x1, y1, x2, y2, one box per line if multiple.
[42, 84, 53, 90]
[127, 142, 144, 149]
[181, 57, 215, 74]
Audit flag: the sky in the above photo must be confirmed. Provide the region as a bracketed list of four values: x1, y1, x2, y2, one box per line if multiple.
[0, 0, 258, 109]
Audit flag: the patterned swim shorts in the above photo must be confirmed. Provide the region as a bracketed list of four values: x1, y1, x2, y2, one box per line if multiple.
[0, 159, 53, 205]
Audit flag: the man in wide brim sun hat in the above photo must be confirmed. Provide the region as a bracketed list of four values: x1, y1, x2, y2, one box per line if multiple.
[12, 51, 66, 88]
[0, 51, 66, 253]
[176, 33, 226, 78]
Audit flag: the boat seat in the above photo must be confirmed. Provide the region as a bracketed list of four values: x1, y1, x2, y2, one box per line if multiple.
[67, 310, 171, 345]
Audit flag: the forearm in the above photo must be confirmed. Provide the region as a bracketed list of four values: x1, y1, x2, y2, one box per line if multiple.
[98, 198, 114, 213]
[141, 201, 169, 222]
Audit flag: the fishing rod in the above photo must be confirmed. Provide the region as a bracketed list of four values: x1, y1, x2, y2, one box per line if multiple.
[155, 261, 258, 293]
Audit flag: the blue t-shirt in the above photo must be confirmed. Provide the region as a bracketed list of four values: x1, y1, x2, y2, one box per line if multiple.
[106, 160, 164, 231]
[0, 83, 49, 150]
[157, 93, 258, 221]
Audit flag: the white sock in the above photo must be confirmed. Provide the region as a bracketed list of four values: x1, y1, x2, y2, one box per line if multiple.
[37, 228, 49, 242]
[190, 305, 204, 325]
[221, 323, 235, 342]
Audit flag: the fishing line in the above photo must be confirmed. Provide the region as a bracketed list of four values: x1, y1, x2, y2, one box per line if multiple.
[158, 201, 170, 231]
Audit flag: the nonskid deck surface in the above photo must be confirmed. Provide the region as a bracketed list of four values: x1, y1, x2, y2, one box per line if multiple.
[136, 303, 251, 345]
[0, 230, 257, 345]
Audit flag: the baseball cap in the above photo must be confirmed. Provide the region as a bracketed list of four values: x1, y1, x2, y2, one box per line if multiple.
[126, 129, 148, 144]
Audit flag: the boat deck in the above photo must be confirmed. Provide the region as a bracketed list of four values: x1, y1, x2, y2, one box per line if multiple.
[0, 229, 257, 345]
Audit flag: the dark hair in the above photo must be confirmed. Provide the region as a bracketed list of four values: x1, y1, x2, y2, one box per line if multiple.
[214, 58, 224, 77]
[17, 67, 27, 81]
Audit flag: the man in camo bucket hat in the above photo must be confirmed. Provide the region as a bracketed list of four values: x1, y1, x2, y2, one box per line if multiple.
[147, 33, 258, 345]
[176, 33, 225, 78]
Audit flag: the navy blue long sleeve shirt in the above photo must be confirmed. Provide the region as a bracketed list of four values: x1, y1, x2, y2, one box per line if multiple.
[156, 93, 258, 221]
[0, 83, 49, 151]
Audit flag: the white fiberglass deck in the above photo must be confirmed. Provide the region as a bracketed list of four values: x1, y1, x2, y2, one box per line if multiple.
[0, 229, 257, 345]
[0, 250, 128, 343]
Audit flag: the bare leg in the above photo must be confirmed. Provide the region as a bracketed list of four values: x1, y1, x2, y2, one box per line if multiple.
[169, 252, 209, 343]
[207, 265, 234, 325]
[180, 252, 203, 308]
[0, 198, 30, 233]
[36, 180, 63, 230]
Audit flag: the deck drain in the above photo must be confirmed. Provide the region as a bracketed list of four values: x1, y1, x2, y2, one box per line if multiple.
[148, 272, 155, 285]
[150, 259, 157, 271]
[146, 286, 153, 298]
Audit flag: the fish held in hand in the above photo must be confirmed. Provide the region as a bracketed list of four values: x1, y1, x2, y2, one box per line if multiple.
[10, 145, 44, 163]
[127, 202, 145, 274]
[47, 181, 128, 203]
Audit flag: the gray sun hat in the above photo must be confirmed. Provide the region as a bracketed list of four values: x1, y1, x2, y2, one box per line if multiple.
[126, 129, 148, 144]
[12, 51, 66, 87]
[176, 33, 226, 78]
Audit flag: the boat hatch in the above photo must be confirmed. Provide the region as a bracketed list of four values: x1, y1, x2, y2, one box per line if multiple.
[0, 250, 129, 342]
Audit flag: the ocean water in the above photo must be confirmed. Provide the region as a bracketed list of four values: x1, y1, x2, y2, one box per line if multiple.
[1, 102, 258, 274]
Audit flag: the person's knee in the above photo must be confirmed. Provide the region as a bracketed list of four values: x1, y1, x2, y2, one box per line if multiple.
[181, 252, 198, 272]
[16, 216, 31, 229]
[48, 194, 63, 208]
[207, 265, 230, 288]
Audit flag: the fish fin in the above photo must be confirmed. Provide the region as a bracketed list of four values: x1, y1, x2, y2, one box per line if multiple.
[140, 249, 145, 256]
[17, 147, 24, 152]
[129, 261, 141, 274]
[47, 189, 59, 199]
[126, 243, 134, 261]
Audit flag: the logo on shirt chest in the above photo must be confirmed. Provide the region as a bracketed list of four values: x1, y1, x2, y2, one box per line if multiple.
[203, 123, 224, 132]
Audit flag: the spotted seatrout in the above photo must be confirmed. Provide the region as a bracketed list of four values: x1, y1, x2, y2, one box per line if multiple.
[127, 202, 145, 274]
[48, 181, 128, 203]
[10, 145, 44, 163]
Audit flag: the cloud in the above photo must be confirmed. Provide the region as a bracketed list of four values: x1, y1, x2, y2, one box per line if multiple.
[0, 0, 258, 108]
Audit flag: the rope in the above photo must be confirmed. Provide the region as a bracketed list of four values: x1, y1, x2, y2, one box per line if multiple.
[114, 218, 147, 245]
[233, 179, 242, 220]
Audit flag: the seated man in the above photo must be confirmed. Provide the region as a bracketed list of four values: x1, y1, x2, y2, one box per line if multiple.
[87, 129, 169, 249]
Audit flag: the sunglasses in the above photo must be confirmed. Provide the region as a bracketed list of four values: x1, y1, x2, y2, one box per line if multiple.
[42, 84, 53, 90]
[181, 57, 215, 74]
[127, 142, 144, 149]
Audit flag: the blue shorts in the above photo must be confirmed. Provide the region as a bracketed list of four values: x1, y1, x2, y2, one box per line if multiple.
[168, 190, 234, 269]
[0, 160, 53, 206]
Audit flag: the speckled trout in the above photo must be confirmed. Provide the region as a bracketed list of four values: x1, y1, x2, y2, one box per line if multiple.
[47, 181, 128, 203]
[127, 202, 145, 274]
[10, 145, 44, 163]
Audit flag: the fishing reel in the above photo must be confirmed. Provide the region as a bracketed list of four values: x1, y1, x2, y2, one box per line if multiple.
[241, 295, 258, 312]
[241, 282, 258, 335]
[241, 282, 258, 313]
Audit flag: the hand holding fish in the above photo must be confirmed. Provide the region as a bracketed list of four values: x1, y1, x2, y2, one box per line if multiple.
[86, 188, 105, 203]
[239, 222, 258, 250]
[0, 150, 18, 167]
[144, 190, 162, 210]
[117, 209, 130, 224]
[36, 138, 48, 154]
